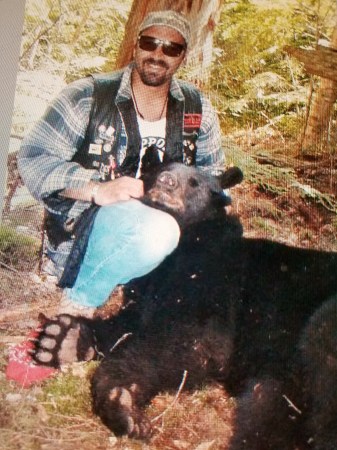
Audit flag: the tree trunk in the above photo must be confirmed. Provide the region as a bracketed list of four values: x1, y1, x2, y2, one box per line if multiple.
[115, 0, 221, 84]
[300, 20, 337, 157]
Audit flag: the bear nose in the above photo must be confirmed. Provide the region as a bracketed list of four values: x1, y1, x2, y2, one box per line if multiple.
[158, 171, 177, 189]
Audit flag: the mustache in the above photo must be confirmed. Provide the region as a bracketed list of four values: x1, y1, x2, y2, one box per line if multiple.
[144, 58, 169, 70]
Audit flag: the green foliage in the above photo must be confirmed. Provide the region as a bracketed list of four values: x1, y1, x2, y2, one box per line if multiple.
[209, 0, 336, 131]
[212, 2, 294, 96]
[39, 365, 95, 419]
[0, 225, 39, 269]
[276, 114, 304, 138]
[21, 0, 130, 80]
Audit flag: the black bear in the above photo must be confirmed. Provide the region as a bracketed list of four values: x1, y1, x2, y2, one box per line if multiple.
[32, 163, 337, 450]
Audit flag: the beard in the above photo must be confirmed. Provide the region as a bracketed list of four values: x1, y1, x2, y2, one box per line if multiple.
[135, 58, 171, 86]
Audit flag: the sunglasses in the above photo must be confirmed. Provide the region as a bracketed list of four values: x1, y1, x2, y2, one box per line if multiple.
[138, 35, 186, 57]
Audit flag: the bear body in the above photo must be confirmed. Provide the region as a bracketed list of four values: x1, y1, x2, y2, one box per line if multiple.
[33, 163, 337, 449]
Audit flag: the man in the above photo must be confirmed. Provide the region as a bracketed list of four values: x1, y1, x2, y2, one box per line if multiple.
[18, 10, 224, 318]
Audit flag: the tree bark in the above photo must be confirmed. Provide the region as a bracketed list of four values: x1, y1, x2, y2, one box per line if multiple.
[284, 45, 337, 83]
[298, 20, 337, 156]
[114, 0, 221, 84]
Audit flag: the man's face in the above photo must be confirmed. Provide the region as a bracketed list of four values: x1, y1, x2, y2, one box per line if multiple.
[134, 25, 186, 87]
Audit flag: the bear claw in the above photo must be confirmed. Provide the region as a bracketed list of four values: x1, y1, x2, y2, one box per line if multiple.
[31, 314, 96, 367]
[101, 386, 152, 438]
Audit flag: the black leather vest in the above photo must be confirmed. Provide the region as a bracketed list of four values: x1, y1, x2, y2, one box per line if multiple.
[45, 71, 203, 273]
[72, 71, 203, 179]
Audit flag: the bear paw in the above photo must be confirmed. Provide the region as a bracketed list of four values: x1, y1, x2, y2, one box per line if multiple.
[30, 313, 97, 368]
[96, 386, 152, 439]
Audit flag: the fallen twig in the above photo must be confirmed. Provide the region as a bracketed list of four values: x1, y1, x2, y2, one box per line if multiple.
[0, 260, 19, 273]
[283, 394, 302, 415]
[151, 369, 188, 423]
[109, 332, 133, 352]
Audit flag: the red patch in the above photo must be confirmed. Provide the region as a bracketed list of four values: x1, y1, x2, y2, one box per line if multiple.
[6, 329, 56, 388]
[184, 114, 202, 129]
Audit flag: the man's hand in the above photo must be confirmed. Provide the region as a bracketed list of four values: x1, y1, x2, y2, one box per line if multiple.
[61, 177, 144, 205]
[93, 177, 144, 206]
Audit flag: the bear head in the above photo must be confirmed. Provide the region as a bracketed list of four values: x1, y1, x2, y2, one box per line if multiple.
[142, 163, 243, 227]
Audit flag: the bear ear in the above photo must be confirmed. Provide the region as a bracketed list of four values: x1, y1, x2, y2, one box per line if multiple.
[218, 166, 243, 189]
[209, 167, 243, 208]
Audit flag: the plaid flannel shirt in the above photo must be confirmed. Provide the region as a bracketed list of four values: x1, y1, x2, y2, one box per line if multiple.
[18, 65, 224, 220]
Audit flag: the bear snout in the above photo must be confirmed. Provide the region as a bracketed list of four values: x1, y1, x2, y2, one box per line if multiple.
[157, 171, 178, 189]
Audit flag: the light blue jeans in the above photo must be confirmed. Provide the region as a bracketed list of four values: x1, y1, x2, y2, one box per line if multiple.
[64, 200, 180, 307]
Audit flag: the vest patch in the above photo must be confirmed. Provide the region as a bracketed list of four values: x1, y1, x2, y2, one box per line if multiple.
[89, 143, 102, 155]
[184, 113, 202, 129]
[73, 73, 203, 180]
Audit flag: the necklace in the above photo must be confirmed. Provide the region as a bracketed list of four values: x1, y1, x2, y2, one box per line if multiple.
[131, 85, 168, 121]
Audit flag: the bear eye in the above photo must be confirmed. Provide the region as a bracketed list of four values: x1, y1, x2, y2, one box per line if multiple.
[188, 177, 199, 187]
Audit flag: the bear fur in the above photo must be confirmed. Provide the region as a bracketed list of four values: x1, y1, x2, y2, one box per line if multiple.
[32, 163, 337, 450]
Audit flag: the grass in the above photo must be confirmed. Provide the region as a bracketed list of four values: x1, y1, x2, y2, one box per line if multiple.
[0, 225, 40, 271]
[39, 366, 94, 419]
[0, 323, 236, 450]
[0, 358, 111, 450]
[0, 351, 236, 450]
[249, 217, 278, 237]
